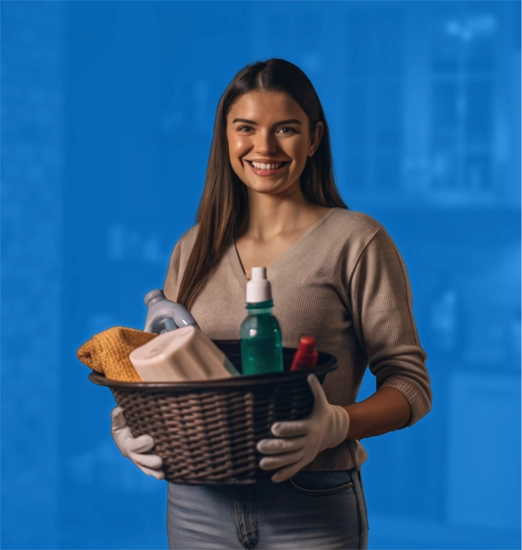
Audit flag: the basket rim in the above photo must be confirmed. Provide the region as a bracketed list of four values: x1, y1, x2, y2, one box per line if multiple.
[88, 344, 338, 392]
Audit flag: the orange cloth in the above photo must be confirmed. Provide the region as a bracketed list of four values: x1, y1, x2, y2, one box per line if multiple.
[77, 326, 157, 382]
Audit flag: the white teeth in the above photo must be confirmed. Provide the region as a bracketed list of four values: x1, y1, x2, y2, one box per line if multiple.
[251, 162, 284, 170]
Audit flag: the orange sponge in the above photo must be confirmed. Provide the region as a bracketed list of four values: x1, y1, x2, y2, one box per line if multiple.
[77, 326, 157, 382]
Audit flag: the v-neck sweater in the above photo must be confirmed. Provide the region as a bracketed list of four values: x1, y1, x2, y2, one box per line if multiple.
[163, 207, 432, 471]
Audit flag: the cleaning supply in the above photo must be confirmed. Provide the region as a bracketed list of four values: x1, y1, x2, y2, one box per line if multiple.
[77, 326, 157, 382]
[240, 267, 284, 376]
[130, 325, 240, 382]
[290, 336, 319, 371]
[144, 289, 199, 334]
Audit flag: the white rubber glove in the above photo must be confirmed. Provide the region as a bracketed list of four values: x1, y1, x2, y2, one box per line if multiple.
[257, 374, 350, 483]
[111, 406, 165, 480]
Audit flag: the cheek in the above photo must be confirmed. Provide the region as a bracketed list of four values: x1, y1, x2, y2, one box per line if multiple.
[286, 138, 309, 161]
[228, 138, 250, 162]
[227, 143, 247, 178]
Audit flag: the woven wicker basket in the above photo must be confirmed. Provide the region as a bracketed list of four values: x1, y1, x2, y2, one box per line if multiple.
[89, 339, 338, 485]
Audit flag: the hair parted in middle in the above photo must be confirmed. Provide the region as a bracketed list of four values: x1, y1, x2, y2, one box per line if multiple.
[176, 58, 348, 310]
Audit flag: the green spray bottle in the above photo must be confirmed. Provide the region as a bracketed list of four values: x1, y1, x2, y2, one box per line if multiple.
[240, 267, 284, 375]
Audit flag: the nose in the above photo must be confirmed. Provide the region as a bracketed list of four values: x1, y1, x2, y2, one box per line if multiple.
[254, 130, 278, 155]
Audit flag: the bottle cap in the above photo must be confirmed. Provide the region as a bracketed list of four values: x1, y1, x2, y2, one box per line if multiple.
[299, 336, 316, 354]
[144, 289, 164, 306]
[290, 336, 318, 371]
[246, 267, 272, 303]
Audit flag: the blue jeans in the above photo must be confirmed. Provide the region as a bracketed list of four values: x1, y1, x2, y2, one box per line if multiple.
[167, 467, 369, 549]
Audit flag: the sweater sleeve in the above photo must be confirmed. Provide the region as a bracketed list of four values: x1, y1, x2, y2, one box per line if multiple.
[163, 238, 184, 302]
[162, 225, 199, 302]
[349, 226, 432, 427]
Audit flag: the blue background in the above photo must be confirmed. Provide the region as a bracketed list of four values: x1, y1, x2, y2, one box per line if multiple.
[1, 1, 520, 549]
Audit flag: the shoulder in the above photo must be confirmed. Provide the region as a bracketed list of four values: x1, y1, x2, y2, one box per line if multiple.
[166, 224, 199, 267]
[328, 208, 382, 234]
[163, 224, 199, 299]
[178, 224, 199, 247]
[319, 208, 403, 276]
[174, 224, 199, 255]
[325, 208, 384, 249]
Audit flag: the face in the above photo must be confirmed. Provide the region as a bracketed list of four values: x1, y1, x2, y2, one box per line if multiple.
[225, 91, 323, 198]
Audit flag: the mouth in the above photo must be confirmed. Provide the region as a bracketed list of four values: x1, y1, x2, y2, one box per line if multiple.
[245, 160, 289, 175]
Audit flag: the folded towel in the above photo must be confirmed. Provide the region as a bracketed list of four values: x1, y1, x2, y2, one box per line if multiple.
[77, 326, 157, 382]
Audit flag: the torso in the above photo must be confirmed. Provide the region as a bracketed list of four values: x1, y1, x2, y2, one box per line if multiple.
[234, 206, 333, 280]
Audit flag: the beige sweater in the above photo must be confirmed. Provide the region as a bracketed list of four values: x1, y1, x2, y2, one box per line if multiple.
[163, 207, 432, 471]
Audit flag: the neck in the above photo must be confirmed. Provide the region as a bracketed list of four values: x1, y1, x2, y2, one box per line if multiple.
[237, 187, 325, 242]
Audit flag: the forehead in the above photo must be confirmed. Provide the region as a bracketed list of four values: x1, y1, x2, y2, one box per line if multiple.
[227, 91, 307, 123]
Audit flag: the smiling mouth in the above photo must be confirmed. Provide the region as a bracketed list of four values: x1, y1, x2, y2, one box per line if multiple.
[246, 161, 289, 171]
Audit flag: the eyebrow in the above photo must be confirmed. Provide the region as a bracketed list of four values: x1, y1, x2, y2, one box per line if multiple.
[232, 118, 302, 126]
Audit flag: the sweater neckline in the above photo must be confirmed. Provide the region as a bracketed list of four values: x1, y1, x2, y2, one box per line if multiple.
[228, 207, 339, 290]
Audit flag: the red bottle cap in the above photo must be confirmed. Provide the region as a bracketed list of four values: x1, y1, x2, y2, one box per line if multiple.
[299, 336, 316, 354]
[290, 336, 318, 371]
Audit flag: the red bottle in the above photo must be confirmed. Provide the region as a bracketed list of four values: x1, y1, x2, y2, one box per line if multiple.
[290, 336, 319, 371]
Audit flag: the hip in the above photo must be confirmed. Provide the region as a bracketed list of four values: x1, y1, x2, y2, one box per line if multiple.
[167, 467, 369, 549]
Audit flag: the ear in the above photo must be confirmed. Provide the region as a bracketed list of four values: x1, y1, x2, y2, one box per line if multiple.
[308, 122, 324, 157]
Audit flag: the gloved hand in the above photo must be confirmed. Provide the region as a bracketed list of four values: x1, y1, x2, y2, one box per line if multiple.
[111, 406, 165, 480]
[257, 374, 350, 483]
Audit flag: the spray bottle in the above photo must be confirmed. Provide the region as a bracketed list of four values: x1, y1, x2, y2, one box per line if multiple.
[240, 267, 284, 375]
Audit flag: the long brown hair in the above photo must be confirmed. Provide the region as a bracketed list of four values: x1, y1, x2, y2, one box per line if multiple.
[177, 58, 348, 310]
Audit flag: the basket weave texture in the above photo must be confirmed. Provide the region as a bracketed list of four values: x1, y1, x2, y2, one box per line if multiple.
[89, 339, 338, 485]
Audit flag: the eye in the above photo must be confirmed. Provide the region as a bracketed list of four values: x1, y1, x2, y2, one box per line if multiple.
[237, 125, 253, 132]
[277, 127, 296, 134]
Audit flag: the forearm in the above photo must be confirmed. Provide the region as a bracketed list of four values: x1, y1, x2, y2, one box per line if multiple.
[343, 386, 411, 441]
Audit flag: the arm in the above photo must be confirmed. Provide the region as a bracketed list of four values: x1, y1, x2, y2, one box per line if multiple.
[163, 238, 183, 301]
[109, 232, 188, 479]
[257, 225, 431, 481]
[343, 386, 411, 441]
[348, 226, 432, 430]
[163, 225, 199, 302]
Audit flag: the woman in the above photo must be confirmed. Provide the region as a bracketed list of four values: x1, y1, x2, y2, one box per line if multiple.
[111, 58, 432, 549]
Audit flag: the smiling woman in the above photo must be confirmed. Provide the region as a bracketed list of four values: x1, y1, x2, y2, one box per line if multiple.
[226, 93, 322, 191]
[109, 58, 432, 550]
[174, 59, 346, 303]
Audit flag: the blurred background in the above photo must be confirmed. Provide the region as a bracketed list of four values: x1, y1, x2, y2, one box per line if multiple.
[1, 1, 520, 549]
